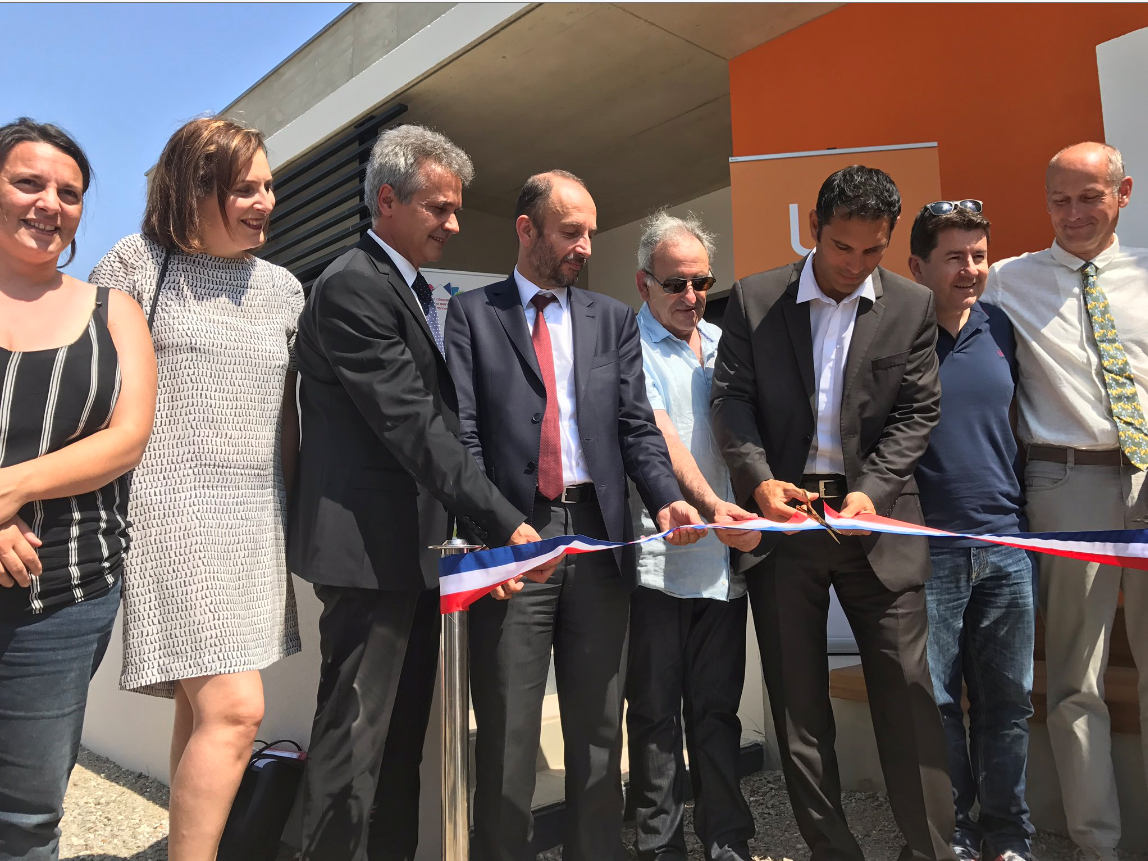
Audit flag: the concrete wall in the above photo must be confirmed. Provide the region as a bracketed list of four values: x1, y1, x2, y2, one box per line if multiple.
[587, 186, 735, 308]
[1098, 27, 1148, 248]
[437, 207, 516, 275]
[226, 3, 455, 137]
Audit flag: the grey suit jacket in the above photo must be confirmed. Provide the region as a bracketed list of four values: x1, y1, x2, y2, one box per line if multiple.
[710, 257, 941, 591]
[444, 277, 683, 588]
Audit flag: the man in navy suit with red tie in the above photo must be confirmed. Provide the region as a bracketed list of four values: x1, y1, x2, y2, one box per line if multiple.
[444, 170, 704, 861]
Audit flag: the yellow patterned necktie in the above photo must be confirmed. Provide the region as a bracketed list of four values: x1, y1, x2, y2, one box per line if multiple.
[1081, 261, 1148, 469]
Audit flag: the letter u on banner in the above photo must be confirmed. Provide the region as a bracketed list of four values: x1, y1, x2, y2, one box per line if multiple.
[729, 143, 942, 280]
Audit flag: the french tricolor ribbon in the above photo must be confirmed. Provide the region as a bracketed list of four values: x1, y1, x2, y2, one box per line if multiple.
[439, 504, 1148, 613]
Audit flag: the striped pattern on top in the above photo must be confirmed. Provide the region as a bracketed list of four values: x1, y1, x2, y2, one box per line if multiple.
[0, 287, 128, 614]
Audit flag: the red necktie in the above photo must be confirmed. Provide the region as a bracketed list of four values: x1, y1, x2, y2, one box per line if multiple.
[531, 293, 564, 499]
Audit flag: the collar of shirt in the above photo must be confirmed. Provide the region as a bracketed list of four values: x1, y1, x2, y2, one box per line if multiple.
[939, 300, 989, 353]
[368, 229, 419, 288]
[795, 250, 877, 308]
[514, 267, 570, 311]
[1050, 235, 1123, 273]
[637, 303, 720, 357]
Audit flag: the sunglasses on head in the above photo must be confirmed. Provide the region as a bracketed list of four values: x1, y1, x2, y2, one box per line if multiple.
[644, 271, 717, 294]
[925, 199, 983, 216]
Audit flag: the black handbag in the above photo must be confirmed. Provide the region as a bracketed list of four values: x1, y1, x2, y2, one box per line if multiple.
[216, 739, 307, 861]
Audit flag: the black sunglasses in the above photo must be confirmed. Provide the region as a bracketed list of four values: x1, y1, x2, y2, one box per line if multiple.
[924, 199, 983, 216]
[644, 271, 717, 294]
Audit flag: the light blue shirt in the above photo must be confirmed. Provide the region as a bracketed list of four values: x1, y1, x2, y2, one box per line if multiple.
[631, 304, 745, 600]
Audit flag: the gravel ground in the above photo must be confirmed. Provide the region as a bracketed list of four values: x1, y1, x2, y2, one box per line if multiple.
[542, 768, 1145, 861]
[61, 747, 1145, 861]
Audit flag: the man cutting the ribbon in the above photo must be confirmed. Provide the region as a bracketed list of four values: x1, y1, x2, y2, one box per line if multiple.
[444, 170, 703, 861]
[984, 141, 1148, 861]
[711, 165, 957, 861]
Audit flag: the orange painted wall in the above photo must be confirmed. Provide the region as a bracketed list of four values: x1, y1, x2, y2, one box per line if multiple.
[728, 3, 1148, 262]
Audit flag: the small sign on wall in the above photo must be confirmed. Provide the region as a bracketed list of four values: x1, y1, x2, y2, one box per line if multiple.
[423, 268, 506, 320]
[729, 143, 942, 280]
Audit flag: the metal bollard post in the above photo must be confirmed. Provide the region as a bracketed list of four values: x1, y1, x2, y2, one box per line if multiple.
[433, 538, 481, 861]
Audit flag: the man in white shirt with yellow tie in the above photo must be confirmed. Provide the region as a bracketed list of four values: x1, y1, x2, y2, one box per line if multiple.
[983, 142, 1148, 861]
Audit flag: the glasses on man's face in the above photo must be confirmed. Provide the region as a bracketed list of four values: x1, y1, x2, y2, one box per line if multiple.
[644, 271, 717, 294]
[925, 199, 983, 216]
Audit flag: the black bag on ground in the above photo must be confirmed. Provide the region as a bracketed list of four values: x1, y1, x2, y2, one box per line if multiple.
[217, 739, 307, 861]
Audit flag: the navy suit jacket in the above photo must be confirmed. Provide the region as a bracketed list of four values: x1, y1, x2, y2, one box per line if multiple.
[444, 277, 682, 588]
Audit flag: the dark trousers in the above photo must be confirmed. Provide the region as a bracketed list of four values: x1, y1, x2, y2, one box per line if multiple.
[0, 580, 120, 861]
[470, 496, 630, 861]
[300, 584, 440, 861]
[749, 529, 957, 861]
[626, 586, 754, 861]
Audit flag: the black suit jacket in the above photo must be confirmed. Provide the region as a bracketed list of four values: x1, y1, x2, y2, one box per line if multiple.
[443, 277, 682, 588]
[288, 237, 526, 592]
[710, 258, 941, 591]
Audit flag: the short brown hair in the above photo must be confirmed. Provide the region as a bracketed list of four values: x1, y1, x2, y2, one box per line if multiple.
[514, 170, 587, 229]
[142, 117, 266, 253]
[909, 206, 991, 259]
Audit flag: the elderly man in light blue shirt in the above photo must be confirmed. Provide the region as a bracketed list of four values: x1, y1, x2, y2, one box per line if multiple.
[626, 211, 760, 861]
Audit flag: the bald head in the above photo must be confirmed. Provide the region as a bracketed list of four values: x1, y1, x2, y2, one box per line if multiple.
[1045, 141, 1132, 261]
[514, 169, 597, 289]
[1047, 142, 1125, 192]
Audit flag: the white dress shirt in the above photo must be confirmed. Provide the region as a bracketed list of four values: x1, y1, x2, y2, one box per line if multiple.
[797, 251, 876, 474]
[367, 229, 435, 323]
[514, 267, 592, 486]
[984, 237, 1148, 449]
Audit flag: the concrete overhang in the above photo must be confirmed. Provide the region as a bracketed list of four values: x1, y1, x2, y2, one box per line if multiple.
[266, 2, 839, 231]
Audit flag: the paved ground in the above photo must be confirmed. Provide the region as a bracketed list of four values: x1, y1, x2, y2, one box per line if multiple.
[62, 747, 1145, 861]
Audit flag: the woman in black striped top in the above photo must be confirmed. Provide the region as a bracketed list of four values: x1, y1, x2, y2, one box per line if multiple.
[0, 118, 156, 860]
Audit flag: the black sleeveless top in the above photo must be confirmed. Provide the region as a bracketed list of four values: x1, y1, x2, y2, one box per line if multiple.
[0, 285, 130, 614]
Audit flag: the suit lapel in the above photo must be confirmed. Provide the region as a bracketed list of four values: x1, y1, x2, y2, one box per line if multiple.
[780, 261, 816, 418]
[571, 287, 597, 412]
[841, 267, 885, 400]
[490, 278, 542, 383]
[358, 236, 439, 355]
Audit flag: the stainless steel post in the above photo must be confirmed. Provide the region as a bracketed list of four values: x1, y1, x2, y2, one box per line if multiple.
[434, 538, 480, 861]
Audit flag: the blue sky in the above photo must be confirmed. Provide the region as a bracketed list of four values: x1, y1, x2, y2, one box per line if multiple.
[2, 2, 350, 275]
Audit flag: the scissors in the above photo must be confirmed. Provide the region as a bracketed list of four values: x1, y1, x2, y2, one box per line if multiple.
[797, 493, 842, 544]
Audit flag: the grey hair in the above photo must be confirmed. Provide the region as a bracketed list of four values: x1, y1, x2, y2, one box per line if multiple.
[364, 123, 475, 218]
[1047, 142, 1125, 191]
[637, 209, 717, 275]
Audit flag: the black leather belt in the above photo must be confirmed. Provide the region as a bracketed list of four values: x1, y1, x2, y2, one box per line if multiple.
[800, 474, 847, 499]
[1027, 445, 1127, 467]
[554, 483, 596, 504]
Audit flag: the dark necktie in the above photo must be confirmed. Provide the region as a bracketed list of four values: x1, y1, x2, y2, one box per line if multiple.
[1081, 261, 1148, 468]
[531, 293, 564, 499]
[412, 273, 444, 354]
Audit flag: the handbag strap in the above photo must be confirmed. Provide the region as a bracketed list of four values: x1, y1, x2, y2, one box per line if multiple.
[251, 739, 303, 759]
[147, 248, 173, 331]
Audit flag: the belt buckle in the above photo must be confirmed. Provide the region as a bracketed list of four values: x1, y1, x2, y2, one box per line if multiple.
[818, 479, 835, 500]
[560, 485, 578, 504]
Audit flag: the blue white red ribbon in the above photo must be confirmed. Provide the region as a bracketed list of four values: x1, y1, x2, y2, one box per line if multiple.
[439, 504, 1148, 613]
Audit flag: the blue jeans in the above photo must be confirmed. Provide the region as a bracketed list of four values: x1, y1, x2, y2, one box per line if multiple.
[0, 580, 121, 860]
[925, 545, 1034, 857]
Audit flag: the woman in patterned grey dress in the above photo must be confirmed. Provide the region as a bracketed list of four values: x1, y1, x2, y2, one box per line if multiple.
[89, 118, 303, 861]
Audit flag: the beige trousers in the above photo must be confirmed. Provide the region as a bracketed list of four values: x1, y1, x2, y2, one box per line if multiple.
[1025, 454, 1148, 850]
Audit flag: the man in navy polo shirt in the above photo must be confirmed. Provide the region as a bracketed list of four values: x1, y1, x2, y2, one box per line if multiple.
[908, 202, 1035, 861]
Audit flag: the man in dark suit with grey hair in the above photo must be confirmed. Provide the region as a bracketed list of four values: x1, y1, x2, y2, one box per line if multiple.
[711, 165, 957, 861]
[290, 124, 550, 861]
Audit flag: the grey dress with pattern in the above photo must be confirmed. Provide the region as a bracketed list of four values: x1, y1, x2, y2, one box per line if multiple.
[90, 234, 304, 697]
